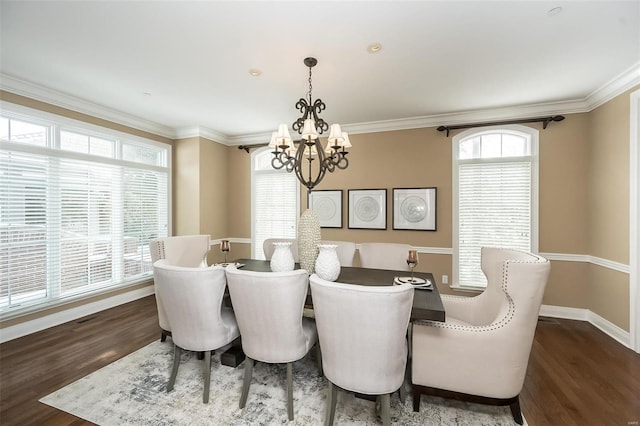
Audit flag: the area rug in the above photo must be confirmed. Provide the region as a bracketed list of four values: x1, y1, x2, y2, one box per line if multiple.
[40, 340, 524, 425]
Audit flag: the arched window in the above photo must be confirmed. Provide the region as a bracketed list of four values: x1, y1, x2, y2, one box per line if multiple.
[251, 148, 299, 259]
[452, 125, 539, 288]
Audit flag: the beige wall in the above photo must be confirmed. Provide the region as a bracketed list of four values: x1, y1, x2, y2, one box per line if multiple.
[585, 88, 634, 330]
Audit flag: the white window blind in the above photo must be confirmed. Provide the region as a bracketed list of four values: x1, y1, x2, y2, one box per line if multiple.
[0, 104, 169, 318]
[252, 149, 298, 259]
[454, 126, 538, 288]
[458, 160, 532, 286]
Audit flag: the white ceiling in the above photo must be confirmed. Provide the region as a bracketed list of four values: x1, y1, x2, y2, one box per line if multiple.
[1, 1, 639, 143]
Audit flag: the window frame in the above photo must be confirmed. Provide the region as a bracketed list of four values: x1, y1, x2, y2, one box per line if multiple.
[452, 124, 539, 290]
[0, 101, 172, 319]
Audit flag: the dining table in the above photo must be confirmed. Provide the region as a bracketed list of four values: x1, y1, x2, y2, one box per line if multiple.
[231, 258, 445, 322]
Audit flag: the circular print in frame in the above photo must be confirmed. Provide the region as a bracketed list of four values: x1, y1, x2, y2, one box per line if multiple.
[313, 197, 337, 222]
[400, 196, 427, 223]
[355, 196, 380, 222]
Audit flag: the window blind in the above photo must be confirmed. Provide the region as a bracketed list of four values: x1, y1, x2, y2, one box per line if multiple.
[252, 150, 298, 259]
[0, 107, 169, 317]
[458, 160, 532, 287]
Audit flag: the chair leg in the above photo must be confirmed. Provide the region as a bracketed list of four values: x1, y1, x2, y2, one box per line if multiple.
[379, 393, 391, 426]
[203, 350, 212, 403]
[399, 382, 406, 404]
[325, 381, 337, 426]
[412, 385, 420, 412]
[239, 357, 253, 409]
[287, 362, 294, 421]
[316, 343, 323, 376]
[510, 396, 523, 425]
[167, 345, 181, 392]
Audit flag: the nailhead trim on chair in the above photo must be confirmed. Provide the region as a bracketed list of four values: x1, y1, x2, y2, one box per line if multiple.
[413, 253, 548, 333]
[153, 240, 166, 262]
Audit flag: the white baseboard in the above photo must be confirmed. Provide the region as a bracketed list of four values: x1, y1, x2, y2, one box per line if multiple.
[540, 304, 630, 348]
[0, 285, 155, 344]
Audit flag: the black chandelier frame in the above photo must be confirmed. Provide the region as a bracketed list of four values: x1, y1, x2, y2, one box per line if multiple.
[270, 57, 349, 192]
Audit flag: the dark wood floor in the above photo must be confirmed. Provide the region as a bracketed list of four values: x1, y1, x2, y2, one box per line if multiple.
[1, 296, 639, 425]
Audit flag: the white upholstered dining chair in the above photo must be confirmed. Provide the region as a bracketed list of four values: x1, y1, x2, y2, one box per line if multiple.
[263, 237, 299, 262]
[411, 247, 550, 425]
[309, 274, 414, 426]
[225, 267, 318, 421]
[358, 242, 412, 271]
[149, 235, 211, 342]
[320, 240, 357, 266]
[153, 260, 240, 403]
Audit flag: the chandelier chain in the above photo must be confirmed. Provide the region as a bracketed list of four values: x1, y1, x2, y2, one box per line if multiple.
[307, 66, 313, 104]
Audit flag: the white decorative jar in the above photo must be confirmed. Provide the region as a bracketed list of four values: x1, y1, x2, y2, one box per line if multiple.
[298, 209, 321, 274]
[270, 242, 295, 272]
[315, 244, 341, 281]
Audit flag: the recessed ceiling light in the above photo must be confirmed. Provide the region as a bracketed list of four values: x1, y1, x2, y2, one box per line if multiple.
[367, 43, 382, 53]
[249, 69, 262, 77]
[143, 92, 152, 96]
[547, 6, 563, 17]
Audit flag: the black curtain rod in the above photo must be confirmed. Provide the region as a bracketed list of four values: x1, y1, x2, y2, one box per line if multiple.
[437, 115, 565, 137]
[239, 114, 566, 150]
[238, 140, 309, 153]
[238, 143, 268, 153]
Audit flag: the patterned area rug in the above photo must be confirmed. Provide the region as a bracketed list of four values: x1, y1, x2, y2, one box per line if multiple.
[40, 340, 524, 425]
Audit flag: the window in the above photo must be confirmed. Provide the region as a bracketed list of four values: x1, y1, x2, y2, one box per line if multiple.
[453, 125, 539, 288]
[251, 148, 299, 259]
[0, 103, 170, 318]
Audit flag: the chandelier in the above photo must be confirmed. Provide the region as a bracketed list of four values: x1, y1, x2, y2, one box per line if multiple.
[269, 57, 351, 192]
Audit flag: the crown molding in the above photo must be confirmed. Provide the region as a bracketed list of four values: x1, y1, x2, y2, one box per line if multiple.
[586, 61, 640, 111]
[3, 60, 639, 145]
[0, 73, 176, 139]
[174, 125, 228, 144]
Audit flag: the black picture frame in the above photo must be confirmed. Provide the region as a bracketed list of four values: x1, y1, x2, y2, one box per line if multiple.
[348, 189, 387, 230]
[392, 187, 437, 231]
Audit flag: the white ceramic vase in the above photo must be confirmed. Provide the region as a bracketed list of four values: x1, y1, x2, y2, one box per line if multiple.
[315, 244, 341, 281]
[270, 241, 295, 272]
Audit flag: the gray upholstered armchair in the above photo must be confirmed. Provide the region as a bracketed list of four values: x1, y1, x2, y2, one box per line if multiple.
[153, 260, 240, 403]
[411, 247, 550, 424]
[149, 235, 210, 341]
[224, 267, 318, 421]
[310, 273, 414, 426]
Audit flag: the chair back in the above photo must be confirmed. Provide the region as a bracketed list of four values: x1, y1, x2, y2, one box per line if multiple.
[263, 238, 299, 262]
[225, 268, 312, 363]
[150, 235, 210, 332]
[358, 242, 412, 271]
[153, 260, 239, 351]
[309, 274, 414, 395]
[320, 240, 356, 266]
[474, 247, 547, 326]
[150, 234, 210, 267]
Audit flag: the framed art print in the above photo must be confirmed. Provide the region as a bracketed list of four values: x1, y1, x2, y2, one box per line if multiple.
[348, 189, 387, 230]
[308, 190, 343, 228]
[392, 187, 436, 231]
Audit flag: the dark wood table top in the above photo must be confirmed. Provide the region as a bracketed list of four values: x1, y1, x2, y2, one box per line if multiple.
[233, 258, 445, 322]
